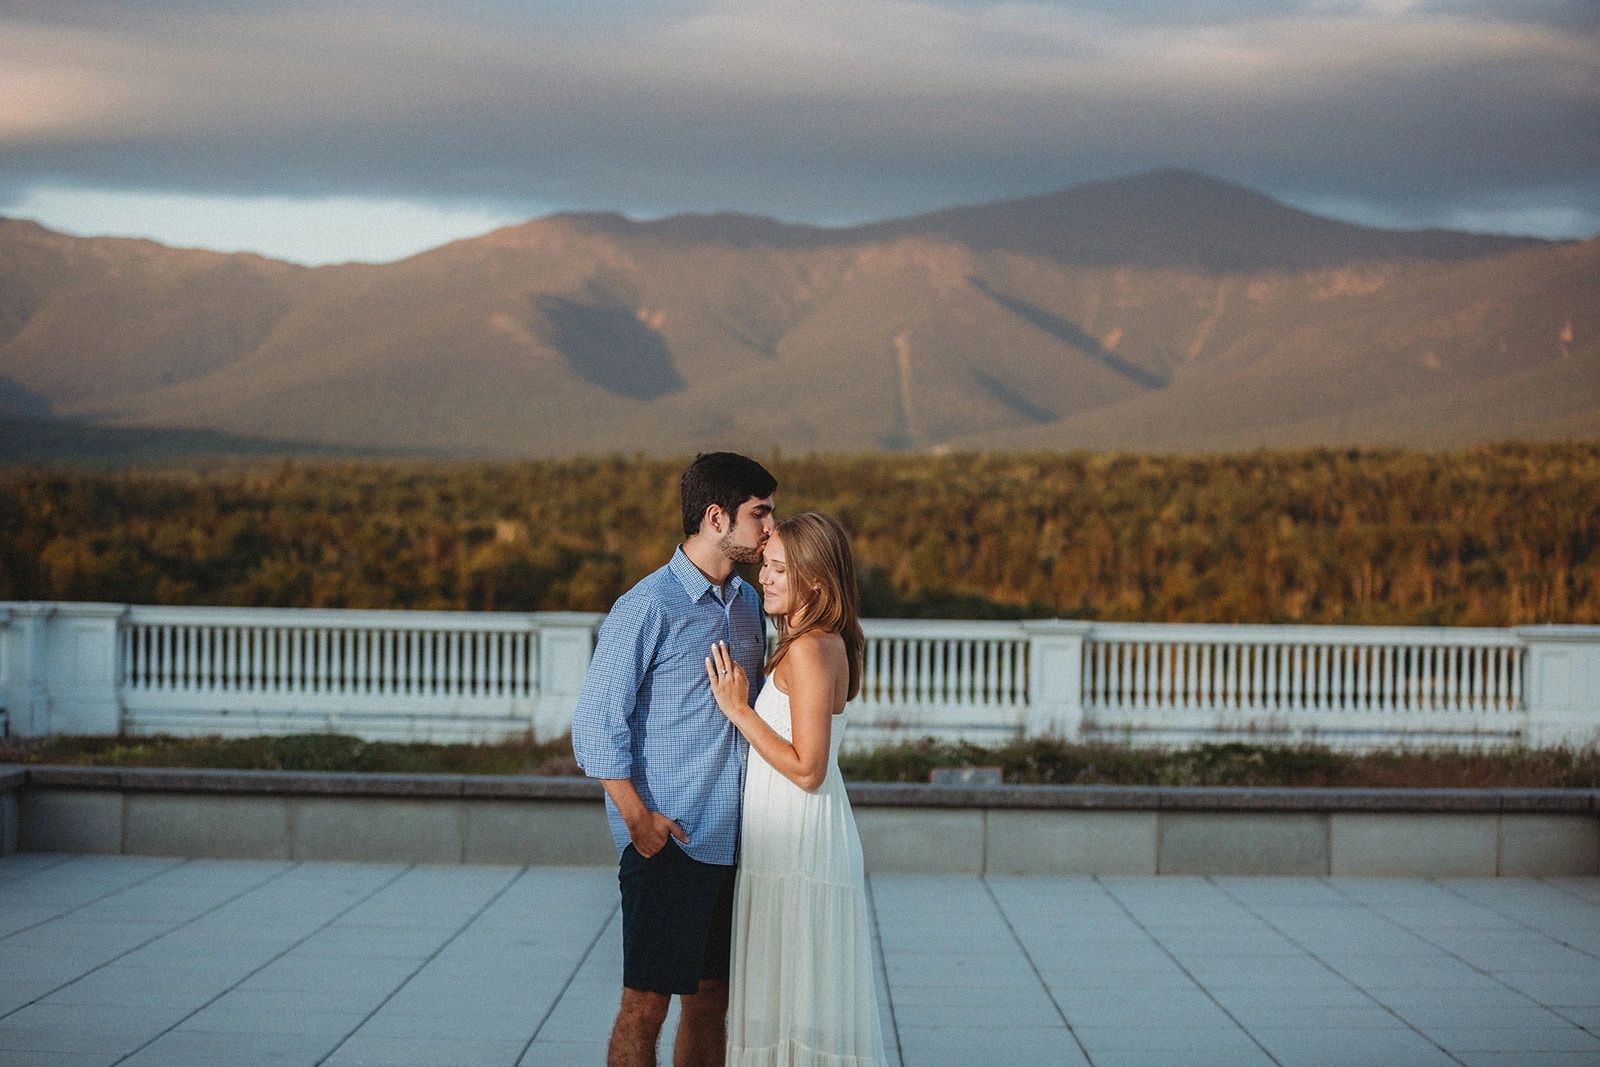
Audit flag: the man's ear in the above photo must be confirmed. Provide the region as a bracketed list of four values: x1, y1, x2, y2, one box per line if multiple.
[703, 503, 725, 534]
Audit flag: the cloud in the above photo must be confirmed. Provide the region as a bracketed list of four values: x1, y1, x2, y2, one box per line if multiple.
[0, 0, 1595, 240]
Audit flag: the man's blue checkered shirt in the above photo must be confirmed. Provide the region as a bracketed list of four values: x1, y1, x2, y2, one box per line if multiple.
[571, 546, 765, 866]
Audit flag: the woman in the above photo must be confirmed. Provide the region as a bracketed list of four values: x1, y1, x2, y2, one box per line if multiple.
[706, 511, 889, 1066]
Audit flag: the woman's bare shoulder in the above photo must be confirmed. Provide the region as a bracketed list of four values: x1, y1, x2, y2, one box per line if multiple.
[788, 629, 846, 662]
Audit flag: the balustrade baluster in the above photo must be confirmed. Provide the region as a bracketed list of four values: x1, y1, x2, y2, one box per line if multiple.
[319, 627, 332, 694]
[1260, 643, 1273, 710]
[1358, 644, 1370, 710]
[1471, 647, 1484, 711]
[1317, 645, 1330, 711]
[246, 627, 257, 691]
[1186, 643, 1197, 710]
[472, 631, 484, 697]
[1174, 643, 1185, 710]
[431, 630, 443, 696]
[1407, 646, 1420, 711]
[432, 630, 445, 696]
[1418, 646, 1430, 710]
[998, 640, 1013, 706]
[1290, 644, 1304, 710]
[487, 631, 501, 697]
[915, 638, 926, 705]
[897, 639, 910, 705]
[178, 626, 192, 692]
[980, 641, 994, 706]
[327, 628, 340, 694]
[402, 630, 414, 695]
[1510, 649, 1524, 711]
[1442, 646, 1455, 710]
[1219, 644, 1230, 709]
[377, 630, 389, 695]
[452, 630, 464, 696]
[1123, 641, 1134, 708]
[1242, 644, 1256, 709]
[1134, 644, 1145, 709]
[1159, 642, 1170, 708]
[1330, 645, 1342, 710]
[263, 628, 276, 692]
[130, 625, 143, 689]
[1279, 643, 1293, 711]
[1489, 646, 1502, 711]
[1091, 642, 1104, 707]
[194, 626, 206, 690]
[1380, 646, 1392, 710]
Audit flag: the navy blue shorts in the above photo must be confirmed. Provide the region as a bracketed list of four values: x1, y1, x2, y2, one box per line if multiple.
[618, 839, 736, 995]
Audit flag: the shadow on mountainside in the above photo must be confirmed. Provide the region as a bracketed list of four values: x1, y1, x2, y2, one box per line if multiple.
[969, 277, 1167, 390]
[536, 292, 685, 401]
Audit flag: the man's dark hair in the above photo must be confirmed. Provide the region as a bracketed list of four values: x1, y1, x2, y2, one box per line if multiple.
[680, 452, 777, 536]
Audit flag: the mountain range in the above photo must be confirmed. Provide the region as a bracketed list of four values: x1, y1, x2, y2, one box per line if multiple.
[2, 169, 1595, 459]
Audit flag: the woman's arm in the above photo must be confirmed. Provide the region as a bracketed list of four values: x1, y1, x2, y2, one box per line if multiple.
[707, 636, 836, 793]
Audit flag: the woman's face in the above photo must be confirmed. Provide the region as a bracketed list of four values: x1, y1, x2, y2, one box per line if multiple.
[758, 533, 793, 618]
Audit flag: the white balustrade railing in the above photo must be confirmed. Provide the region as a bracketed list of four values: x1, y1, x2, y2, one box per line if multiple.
[123, 608, 538, 700]
[853, 620, 1030, 746]
[1080, 624, 1529, 747]
[2, 603, 1597, 749]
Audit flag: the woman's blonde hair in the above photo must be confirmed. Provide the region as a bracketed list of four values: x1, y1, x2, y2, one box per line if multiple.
[765, 511, 864, 700]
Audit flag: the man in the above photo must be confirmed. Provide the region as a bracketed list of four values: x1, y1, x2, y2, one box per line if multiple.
[572, 452, 777, 1067]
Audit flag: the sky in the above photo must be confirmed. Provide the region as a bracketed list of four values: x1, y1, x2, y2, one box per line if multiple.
[1, 0, 1595, 266]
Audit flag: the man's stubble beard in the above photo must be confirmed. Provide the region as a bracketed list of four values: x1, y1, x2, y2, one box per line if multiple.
[719, 529, 763, 565]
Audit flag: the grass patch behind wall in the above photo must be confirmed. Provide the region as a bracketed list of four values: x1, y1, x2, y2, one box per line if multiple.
[3, 733, 1597, 789]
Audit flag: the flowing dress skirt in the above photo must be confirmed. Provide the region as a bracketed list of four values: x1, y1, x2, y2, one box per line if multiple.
[726, 684, 888, 1066]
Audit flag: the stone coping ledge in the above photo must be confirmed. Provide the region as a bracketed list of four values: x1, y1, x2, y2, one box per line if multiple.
[6, 764, 1596, 813]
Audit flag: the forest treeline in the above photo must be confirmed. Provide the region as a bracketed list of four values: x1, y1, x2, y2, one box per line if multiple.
[2, 443, 1597, 625]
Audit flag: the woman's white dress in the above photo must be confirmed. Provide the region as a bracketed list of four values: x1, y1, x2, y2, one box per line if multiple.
[727, 682, 888, 1066]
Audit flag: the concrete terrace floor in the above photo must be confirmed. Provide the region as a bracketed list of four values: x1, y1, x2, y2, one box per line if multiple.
[0, 857, 1598, 1067]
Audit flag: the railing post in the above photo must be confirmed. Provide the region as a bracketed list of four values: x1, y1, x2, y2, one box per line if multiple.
[2, 604, 54, 736]
[45, 603, 127, 736]
[1022, 620, 1092, 738]
[1519, 626, 1600, 748]
[532, 611, 600, 739]
[0, 603, 127, 737]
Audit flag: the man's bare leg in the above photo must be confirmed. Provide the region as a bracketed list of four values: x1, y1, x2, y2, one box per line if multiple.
[609, 987, 670, 1067]
[673, 979, 729, 1067]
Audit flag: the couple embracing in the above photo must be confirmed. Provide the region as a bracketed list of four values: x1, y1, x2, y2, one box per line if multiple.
[572, 452, 888, 1067]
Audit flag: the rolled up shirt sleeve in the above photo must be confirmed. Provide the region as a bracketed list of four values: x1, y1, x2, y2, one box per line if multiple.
[571, 594, 665, 780]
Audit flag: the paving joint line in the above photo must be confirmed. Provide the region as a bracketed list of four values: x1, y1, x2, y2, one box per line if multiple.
[1436, 879, 1600, 964]
[963, 877, 1085, 1066]
[315, 863, 529, 1065]
[517, 881, 618, 1061]
[0, 855, 189, 944]
[1350, 878, 1600, 1042]
[1213, 878, 1470, 1065]
[864, 876, 906, 1067]
[1, 857, 293, 1026]
[104, 862, 414, 1066]
[1093, 876, 1284, 1067]
[0, 853, 78, 883]
[1536, 878, 1600, 909]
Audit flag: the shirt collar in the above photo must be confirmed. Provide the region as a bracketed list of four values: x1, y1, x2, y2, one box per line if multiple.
[669, 545, 743, 604]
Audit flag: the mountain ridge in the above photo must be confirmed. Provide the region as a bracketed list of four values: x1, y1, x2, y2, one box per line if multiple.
[1, 170, 1593, 459]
